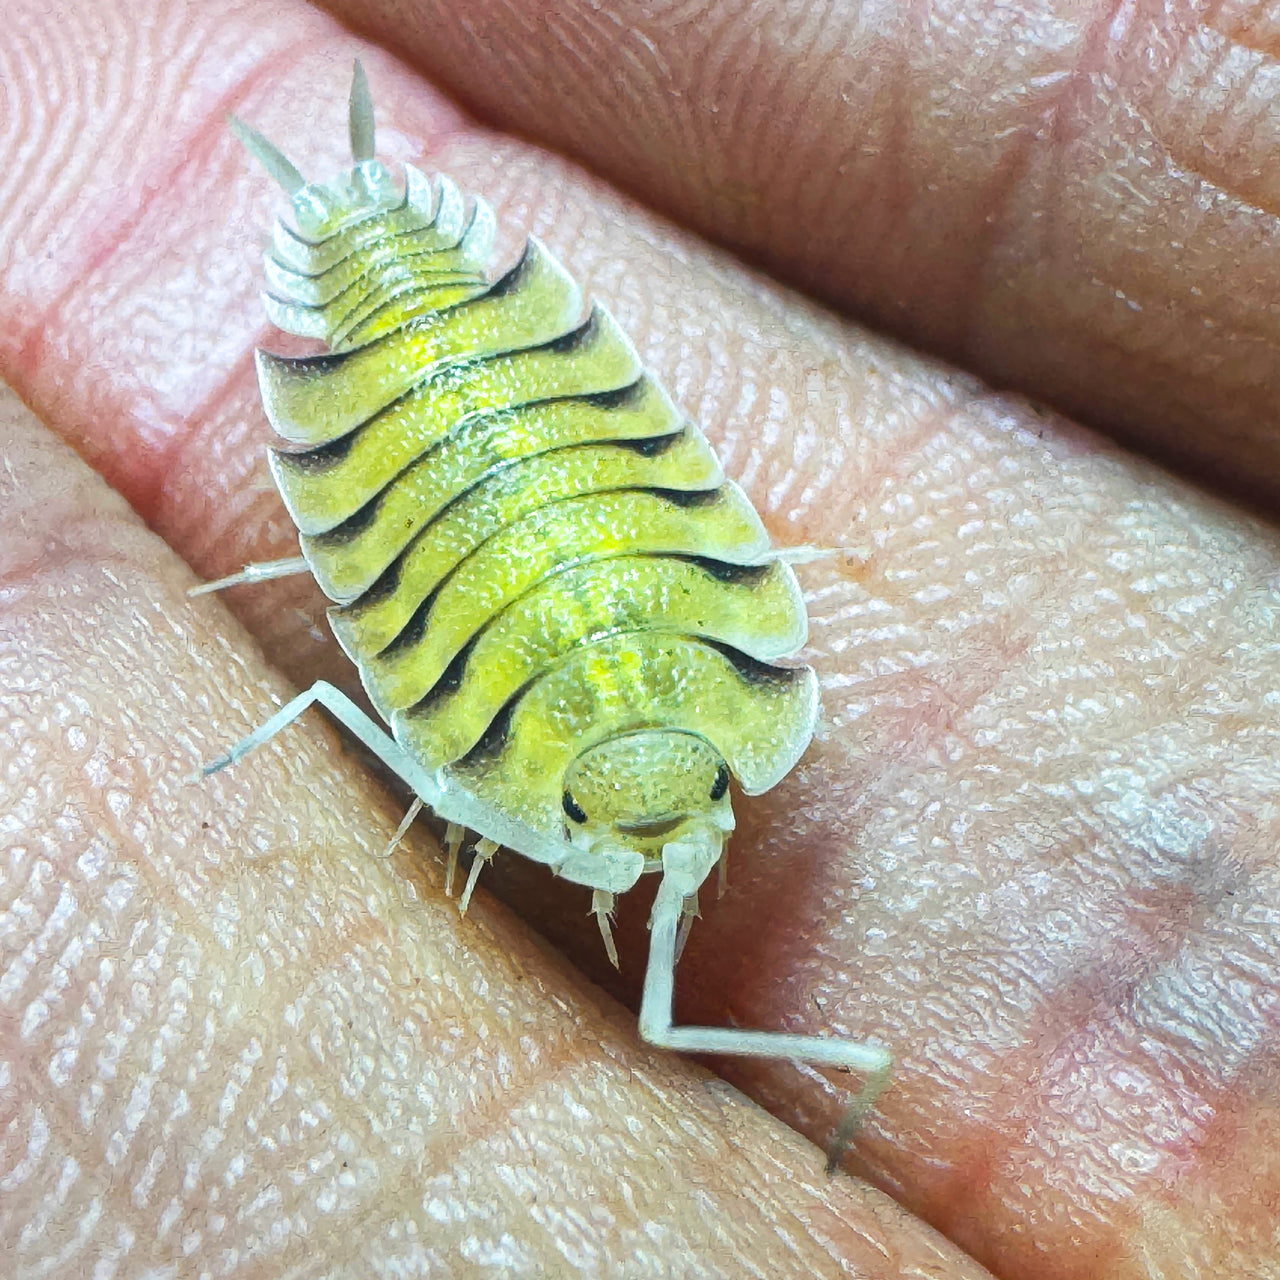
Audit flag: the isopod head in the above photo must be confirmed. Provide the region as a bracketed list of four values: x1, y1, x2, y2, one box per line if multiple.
[561, 730, 736, 866]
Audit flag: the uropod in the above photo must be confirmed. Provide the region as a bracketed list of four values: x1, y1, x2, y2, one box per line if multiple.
[197, 62, 892, 1166]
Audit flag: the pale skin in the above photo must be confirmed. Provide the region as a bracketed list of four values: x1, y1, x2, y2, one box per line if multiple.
[1, 5, 1278, 1280]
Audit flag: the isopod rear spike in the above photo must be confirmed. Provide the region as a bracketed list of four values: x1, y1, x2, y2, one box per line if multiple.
[228, 114, 306, 194]
[349, 59, 376, 162]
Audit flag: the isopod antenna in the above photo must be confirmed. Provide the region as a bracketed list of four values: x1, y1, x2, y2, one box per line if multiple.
[639, 833, 894, 1172]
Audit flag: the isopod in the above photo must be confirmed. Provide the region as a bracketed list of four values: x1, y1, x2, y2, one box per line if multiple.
[198, 62, 891, 1165]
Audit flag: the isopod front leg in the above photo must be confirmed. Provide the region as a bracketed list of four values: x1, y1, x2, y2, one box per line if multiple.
[204, 680, 387, 777]
[638, 859, 893, 1174]
[591, 889, 620, 969]
[197, 683, 515, 922]
[186, 555, 311, 597]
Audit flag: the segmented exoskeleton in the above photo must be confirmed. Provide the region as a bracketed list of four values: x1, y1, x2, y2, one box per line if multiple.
[201, 63, 891, 1165]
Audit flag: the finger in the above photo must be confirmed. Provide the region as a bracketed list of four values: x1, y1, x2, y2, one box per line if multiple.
[0, 1, 996, 1276]
[3, 6, 1279, 1280]
[324, 0, 1280, 506]
[0, 395, 995, 1279]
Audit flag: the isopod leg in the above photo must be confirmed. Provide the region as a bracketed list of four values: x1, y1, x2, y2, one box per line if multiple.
[591, 890, 620, 969]
[458, 837, 498, 916]
[443, 822, 466, 897]
[197, 677, 445, 824]
[823, 1064, 895, 1175]
[763, 544, 840, 566]
[378, 797, 424, 859]
[673, 890, 699, 964]
[187, 555, 311, 597]
[638, 870, 892, 1174]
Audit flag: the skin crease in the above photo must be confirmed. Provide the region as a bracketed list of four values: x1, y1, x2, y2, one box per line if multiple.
[321, 0, 1280, 512]
[0, 4, 1279, 1280]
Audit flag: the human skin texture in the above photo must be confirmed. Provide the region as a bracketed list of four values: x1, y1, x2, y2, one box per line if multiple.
[1, 3, 1279, 1280]
[323, 0, 1280, 511]
[0, 398, 993, 1280]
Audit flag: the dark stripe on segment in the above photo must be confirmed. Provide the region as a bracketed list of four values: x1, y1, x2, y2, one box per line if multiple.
[461, 690, 517, 763]
[320, 381, 691, 586]
[368, 552, 806, 730]
[278, 426, 360, 469]
[398, 632, 818, 836]
[326, 414, 692, 634]
[362, 484, 769, 669]
[324, 426, 724, 651]
[674, 555, 771, 584]
[277, 309, 649, 546]
[301, 396, 687, 560]
[308, 421, 717, 603]
[698, 636, 816, 686]
[648, 486, 723, 507]
[450, 641, 740, 769]
[581, 382, 648, 410]
[258, 239, 583, 454]
[272, 310, 642, 479]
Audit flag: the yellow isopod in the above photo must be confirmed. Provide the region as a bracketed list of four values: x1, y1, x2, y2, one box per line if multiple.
[197, 62, 891, 1166]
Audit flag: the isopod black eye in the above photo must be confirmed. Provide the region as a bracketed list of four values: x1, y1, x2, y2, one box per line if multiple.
[562, 790, 588, 823]
[709, 763, 730, 801]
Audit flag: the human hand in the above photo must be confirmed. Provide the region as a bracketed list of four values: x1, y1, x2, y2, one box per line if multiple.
[2, 3, 1277, 1279]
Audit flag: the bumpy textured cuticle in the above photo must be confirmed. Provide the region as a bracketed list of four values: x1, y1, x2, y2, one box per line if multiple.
[256, 139, 819, 847]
